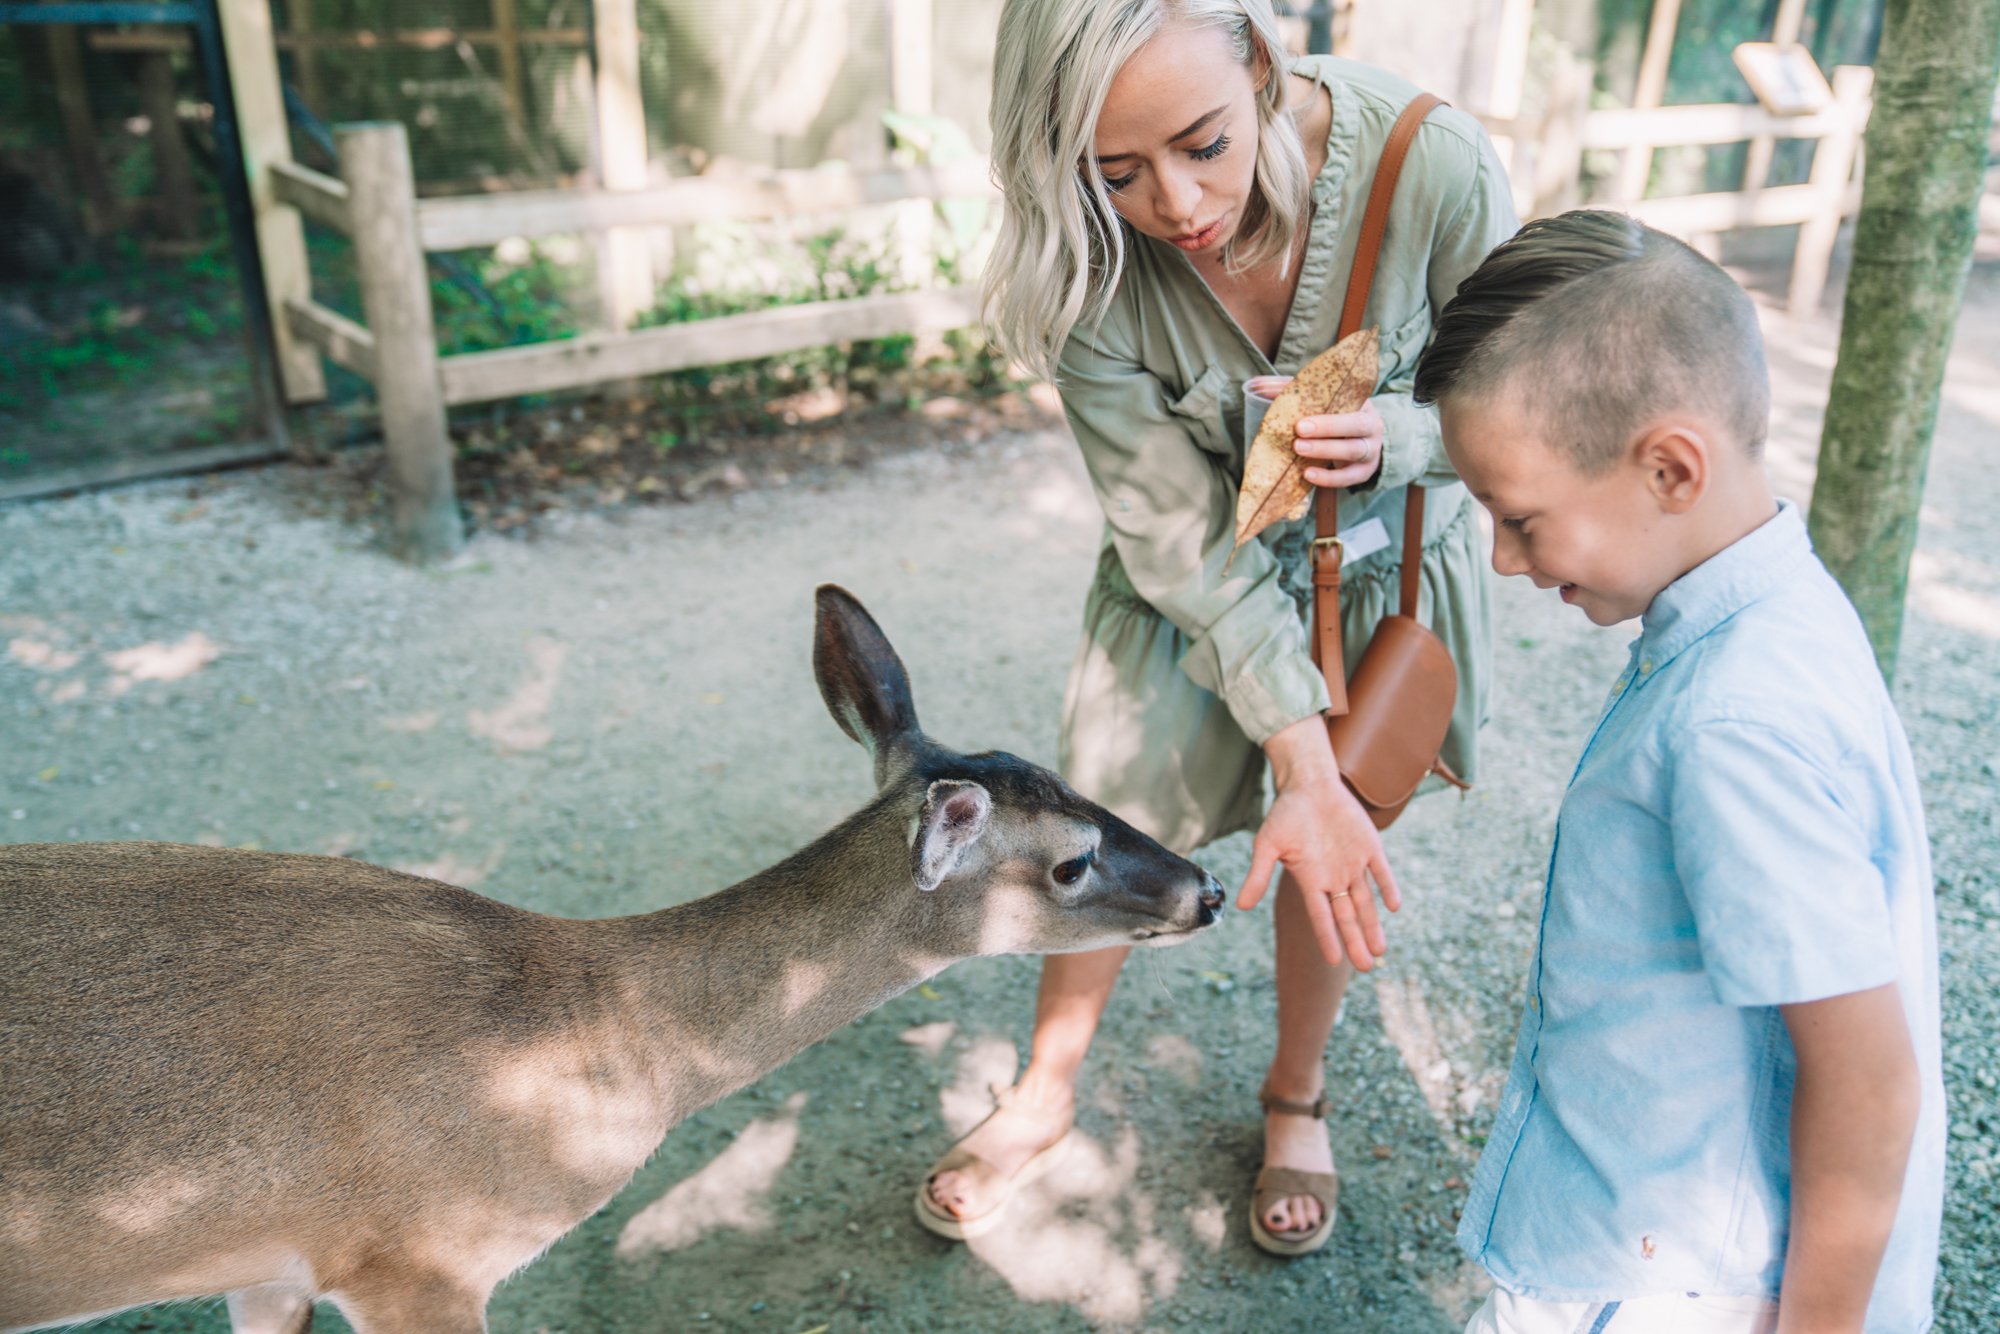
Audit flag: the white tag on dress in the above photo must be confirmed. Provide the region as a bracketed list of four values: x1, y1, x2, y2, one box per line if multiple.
[1341, 516, 1391, 562]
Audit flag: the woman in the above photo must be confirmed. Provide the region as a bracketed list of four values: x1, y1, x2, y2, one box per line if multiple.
[914, 0, 1515, 1254]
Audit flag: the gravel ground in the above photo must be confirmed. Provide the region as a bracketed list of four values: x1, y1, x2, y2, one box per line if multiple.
[2, 259, 1995, 1334]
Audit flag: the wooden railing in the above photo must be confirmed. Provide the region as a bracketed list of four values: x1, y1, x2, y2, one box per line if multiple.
[1485, 64, 1873, 318]
[275, 122, 996, 562]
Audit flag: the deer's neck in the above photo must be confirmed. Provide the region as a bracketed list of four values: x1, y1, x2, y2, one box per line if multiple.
[601, 806, 951, 1119]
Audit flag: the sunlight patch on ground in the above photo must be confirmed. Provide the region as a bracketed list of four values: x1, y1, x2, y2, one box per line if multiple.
[897, 1020, 956, 1059]
[1909, 550, 2000, 641]
[469, 637, 567, 751]
[968, 1124, 1184, 1326]
[394, 845, 506, 889]
[614, 1092, 809, 1260]
[103, 631, 220, 694]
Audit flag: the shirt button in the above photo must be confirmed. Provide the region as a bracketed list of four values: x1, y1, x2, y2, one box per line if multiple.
[1641, 659, 1654, 674]
[1529, 995, 1540, 1010]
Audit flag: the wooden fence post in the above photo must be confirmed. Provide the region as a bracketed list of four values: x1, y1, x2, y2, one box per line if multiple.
[215, 0, 327, 405]
[1613, 0, 1684, 202]
[592, 0, 654, 332]
[338, 123, 463, 565]
[1787, 64, 1872, 317]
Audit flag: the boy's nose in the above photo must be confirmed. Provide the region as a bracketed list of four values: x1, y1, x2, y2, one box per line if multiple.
[1490, 531, 1532, 578]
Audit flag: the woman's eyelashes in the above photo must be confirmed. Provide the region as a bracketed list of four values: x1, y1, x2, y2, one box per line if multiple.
[1190, 132, 1231, 162]
[1098, 134, 1232, 194]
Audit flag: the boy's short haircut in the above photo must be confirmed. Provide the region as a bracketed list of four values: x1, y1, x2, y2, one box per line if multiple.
[1413, 210, 1770, 473]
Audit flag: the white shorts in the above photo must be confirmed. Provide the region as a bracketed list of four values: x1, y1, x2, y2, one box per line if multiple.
[1464, 1287, 1779, 1334]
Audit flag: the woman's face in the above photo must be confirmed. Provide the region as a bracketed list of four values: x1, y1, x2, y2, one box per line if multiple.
[1092, 22, 1265, 256]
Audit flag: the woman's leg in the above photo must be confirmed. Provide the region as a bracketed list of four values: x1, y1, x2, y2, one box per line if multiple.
[926, 944, 1129, 1217]
[1260, 869, 1354, 1235]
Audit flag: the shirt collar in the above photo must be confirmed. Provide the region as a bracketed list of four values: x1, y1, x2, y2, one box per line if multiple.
[1636, 499, 1813, 672]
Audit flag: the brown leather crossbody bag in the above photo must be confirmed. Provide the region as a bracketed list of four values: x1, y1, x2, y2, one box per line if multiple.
[1311, 92, 1468, 829]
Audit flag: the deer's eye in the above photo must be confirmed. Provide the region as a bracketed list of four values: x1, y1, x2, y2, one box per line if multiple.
[1052, 855, 1090, 886]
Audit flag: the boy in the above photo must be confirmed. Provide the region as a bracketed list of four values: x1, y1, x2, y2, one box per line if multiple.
[1412, 211, 1944, 1334]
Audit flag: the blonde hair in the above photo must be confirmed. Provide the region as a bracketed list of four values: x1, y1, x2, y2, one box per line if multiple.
[984, 0, 1310, 380]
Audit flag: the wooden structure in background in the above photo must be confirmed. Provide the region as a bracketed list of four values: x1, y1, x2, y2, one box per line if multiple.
[216, 0, 325, 405]
[1483, 62, 1872, 318]
[273, 123, 995, 563]
[591, 0, 653, 332]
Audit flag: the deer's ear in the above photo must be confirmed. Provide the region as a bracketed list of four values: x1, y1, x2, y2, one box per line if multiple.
[912, 780, 991, 891]
[813, 585, 921, 778]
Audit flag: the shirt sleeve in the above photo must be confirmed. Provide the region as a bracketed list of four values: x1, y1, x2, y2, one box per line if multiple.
[1058, 320, 1331, 746]
[1668, 719, 1899, 1007]
[1362, 121, 1519, 495]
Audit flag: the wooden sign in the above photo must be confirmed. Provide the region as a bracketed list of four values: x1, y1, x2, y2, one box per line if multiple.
[1732, 42, 1834, 116]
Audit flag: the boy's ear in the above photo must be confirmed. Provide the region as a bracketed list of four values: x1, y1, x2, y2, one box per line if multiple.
[1633, 424, 1708, 515]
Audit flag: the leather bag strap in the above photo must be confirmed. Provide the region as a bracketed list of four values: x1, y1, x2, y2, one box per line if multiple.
[1312, 91, 1443, 715]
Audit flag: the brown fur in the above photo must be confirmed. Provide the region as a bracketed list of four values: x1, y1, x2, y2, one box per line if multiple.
[0, 587, 1222, 1334]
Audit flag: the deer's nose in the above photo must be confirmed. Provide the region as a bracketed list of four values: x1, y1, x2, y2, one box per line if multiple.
[1196, 874, 1225, 923]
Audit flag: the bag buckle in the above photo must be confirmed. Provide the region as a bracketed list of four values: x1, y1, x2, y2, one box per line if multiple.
[1311, 535, 1343, 552]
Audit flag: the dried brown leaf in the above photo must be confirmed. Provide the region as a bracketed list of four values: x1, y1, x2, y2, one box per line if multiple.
[1229, 328, 1379, 559]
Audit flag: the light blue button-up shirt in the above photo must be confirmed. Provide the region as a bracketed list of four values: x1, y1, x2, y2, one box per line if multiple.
[1457, 502, 1944, 1333]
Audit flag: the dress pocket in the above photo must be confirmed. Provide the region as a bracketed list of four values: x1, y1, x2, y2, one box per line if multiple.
[1166, 362, 1238, 458]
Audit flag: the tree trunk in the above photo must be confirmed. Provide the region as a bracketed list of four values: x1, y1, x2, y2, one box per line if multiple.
[1806, 0, 2000, 682]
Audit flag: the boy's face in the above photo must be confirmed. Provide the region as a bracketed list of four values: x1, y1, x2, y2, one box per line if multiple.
[1439, 391, 1690, 627]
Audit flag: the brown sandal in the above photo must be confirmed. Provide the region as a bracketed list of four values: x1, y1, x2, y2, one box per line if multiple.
[912, 1086, 1074, 1241]
[1248, 1084, 1339, 1257]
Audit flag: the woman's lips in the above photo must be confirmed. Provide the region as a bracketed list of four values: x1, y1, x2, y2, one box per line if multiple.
[1167, 217, 1227, 251]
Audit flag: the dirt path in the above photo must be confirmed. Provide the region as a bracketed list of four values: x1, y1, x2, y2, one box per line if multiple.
[4, 262, 1996, 1334]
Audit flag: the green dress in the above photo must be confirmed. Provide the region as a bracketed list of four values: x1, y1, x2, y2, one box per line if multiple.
[1053, 56, 1519, 855]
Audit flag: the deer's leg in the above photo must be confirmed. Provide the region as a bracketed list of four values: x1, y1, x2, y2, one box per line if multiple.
[328, 1270, 489, 1334]
[227, 1283, 315, 1334]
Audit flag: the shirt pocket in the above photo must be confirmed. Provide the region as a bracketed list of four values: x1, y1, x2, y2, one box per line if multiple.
[1377, 305, 1432, 386]
[1166, 362, 1238, 460]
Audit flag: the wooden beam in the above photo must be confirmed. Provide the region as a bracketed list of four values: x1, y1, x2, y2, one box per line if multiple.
[1580, 99, 1859, 149]
[1601, 179, 1860, 234]
[284, 0, 322, 114]
[415, 159, 998, 250]
[215, 0, 327, 404]
[43, 17, 118, 237]
[283, 296, 377, 379]
[591, 0, 653, 331]
[339, 123, 462, 563]
[270, 159, 352, 234]
[438, 287, 983, 406]
[1614, 0, 1685, 201]
[1789, 65, 1874, 316]
[491, 0, 526, 138]
[138, 52, 198, 242]
[87, 27, 588, 53]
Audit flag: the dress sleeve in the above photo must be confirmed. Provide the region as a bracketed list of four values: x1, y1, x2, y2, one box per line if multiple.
[1058, 320, 1331, 746]
[1364, 123, 1520, 495]
[1668, 719, 1899, 1007]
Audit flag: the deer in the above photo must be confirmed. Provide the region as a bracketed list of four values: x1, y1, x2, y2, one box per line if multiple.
[0, 584, 1225, 1334]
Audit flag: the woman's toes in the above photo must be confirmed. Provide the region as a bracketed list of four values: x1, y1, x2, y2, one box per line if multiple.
[929, 1170, 969, 1217]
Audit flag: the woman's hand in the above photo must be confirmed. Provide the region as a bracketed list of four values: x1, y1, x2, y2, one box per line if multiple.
[1236, 715, 1401, 969]
[1247, 377, 1386, 490]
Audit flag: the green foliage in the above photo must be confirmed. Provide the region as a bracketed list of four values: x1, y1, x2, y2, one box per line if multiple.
[624, 224, 1011, 438]
[428, 246, 577, 354]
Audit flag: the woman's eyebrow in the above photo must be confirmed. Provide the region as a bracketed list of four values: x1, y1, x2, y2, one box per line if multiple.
[1095, 105, 1228, 163]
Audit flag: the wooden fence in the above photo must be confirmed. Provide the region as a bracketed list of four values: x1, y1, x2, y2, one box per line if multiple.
[272, 123, 995, 562]
[1485, 64, 1874, 319]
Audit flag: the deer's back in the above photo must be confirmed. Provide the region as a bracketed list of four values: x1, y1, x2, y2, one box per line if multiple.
[1, 842, 654, 1289]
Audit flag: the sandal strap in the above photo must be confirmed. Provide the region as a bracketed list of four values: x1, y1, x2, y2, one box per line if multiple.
[1252, 1165, 1340, 1212]
[1258, 1083, 1331, 1120]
